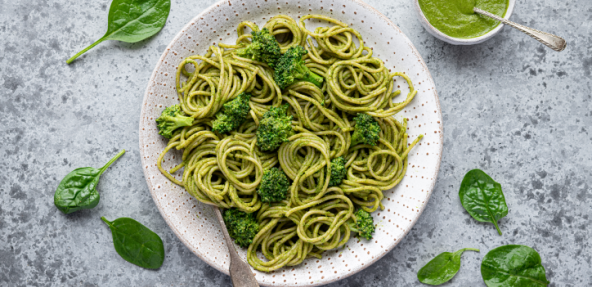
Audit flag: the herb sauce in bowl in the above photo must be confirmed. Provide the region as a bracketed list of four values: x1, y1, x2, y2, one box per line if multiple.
[418, 0, 509, 39]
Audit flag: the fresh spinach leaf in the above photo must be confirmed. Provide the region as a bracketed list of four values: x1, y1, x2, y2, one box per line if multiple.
[418, 248, 479, 285]
[66, 0, 171, 64]
[459, 169, 508, 235]
[481, 245, 550, 287]
[101, 217, 165, 269]
[54, 150, 125, 214]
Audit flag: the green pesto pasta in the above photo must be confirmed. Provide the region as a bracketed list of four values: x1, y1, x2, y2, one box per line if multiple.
[157, 14, 422, 272]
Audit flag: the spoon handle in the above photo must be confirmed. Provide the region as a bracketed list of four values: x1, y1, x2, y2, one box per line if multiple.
[473, 7, 566, 52]
[213, 207, 260, 287]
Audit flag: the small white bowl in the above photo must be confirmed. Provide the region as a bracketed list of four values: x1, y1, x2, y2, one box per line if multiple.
[414, 0, 516, 45]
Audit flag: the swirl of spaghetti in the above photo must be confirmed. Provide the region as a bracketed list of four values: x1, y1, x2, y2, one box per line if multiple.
[263, 15, 305, 53]
[299, 14, 365, 60]
[215, 137, 263, 193]
[278, 132, 332, 207]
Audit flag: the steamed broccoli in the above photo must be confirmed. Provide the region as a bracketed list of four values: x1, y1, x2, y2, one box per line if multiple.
[351, 113, 381, 146]
[349, 209, 375, 240]
[223, 208, 259, 248]
[258, 167, 291, 202]
[328, 157, 347, 187]
[156, 104, 193, 139]
[235, 28, 281, 68]
[212, 92, 252, 134]
[274, 46, 324, 89]
[256, 104, 293, 152]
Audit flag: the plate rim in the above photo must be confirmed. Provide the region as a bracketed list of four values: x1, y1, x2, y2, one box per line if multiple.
[139, 0, 444, 284]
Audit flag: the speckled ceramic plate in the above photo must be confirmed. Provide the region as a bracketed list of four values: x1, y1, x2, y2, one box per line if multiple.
[139, 0, 443, 285]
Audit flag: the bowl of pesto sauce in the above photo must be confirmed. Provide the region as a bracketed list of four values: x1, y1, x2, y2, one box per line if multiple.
[414, 0, 515, 45]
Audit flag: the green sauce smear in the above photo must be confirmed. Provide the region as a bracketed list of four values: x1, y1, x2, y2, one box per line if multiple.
[418, 0, 509, 39]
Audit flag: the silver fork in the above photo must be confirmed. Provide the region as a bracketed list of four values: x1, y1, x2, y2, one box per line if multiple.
[213, 207, 260, 287]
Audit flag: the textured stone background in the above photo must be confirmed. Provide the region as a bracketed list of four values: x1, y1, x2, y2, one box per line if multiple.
[1, 0, 590, 286]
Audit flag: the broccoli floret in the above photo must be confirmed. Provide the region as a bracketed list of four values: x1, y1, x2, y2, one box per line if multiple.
[212, 92, 252, 134]
[235, 28, 281, 68]
[328, 157, 347, 187]
[351, 113, 381, 146]
[349, 209, 375, 240]
[223, 208, 259, 248]
[258, 167, 291, 202]
[155, 104, 193, 139]
[256, 104, 293, 151]
[274, 46, 324, 89]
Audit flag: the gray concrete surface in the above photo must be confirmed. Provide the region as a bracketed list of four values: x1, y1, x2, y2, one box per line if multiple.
[1, 0, 590, 286]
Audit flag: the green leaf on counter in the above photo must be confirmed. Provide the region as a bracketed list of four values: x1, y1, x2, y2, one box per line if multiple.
[481, 245, 549, 287]
[459, 169, 508, 235]
[418, 248, 479, 285]
[54, 150, 125, 214]
[66, 0, 171, 64]
[101, 217, 165, 269]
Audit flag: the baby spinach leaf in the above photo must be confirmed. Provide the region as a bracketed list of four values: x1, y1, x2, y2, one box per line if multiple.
[459, 169, 508, 235]
[418, 248, 480, 285]
[481, 245, 550, 287]
[54, 150, 125, 214]
[101, 217, 165, 269]
[66, 0, 171, 64]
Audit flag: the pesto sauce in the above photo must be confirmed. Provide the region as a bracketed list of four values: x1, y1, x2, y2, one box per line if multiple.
[418, 0, 509, 39]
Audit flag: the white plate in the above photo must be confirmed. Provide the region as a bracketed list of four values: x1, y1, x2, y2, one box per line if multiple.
[139, 0, 443, 285]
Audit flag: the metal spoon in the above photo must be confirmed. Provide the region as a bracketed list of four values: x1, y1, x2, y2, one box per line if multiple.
[213, 207, 260, 287]
[473, 7, 566, 52]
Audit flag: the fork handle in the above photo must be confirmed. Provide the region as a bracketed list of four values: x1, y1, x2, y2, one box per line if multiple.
[213, 207, 260, 287]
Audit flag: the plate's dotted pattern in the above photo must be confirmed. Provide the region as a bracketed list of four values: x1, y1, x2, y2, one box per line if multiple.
[139, 0, 443, 286]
